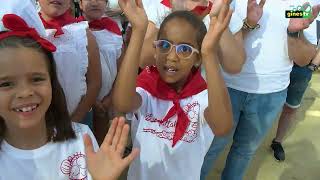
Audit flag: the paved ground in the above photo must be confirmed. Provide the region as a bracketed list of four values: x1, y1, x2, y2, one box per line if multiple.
[207, 73, 320, 180]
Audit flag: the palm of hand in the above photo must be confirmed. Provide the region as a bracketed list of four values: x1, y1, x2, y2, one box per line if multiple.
[246, 0, 266, 25]
[84, 117, 139, 180]
[118, 0, 148, 28]
[288, 18, 310, 32]
[201, 0, 232, 54]
[288, 3, 320, 32]
[247, 3, 263, 25]
[86, 146, 125, 180]
[201, 19, 226, 53]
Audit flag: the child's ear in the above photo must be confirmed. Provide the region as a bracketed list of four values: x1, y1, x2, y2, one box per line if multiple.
[194, 63, 201, 68]
[194, 54, 202, 68]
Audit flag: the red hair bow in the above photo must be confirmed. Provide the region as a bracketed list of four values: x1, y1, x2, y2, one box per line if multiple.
[0, 14, 56, 52]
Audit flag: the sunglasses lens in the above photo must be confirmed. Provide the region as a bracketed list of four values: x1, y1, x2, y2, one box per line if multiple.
[156, 40, 171, 53]
[176, 45, 193, 58]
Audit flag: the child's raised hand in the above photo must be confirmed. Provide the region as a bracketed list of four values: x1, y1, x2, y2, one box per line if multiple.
[288, 3, 320, 33]
[201, 0, 232, 56]
[246, 0, 266, 27]
[118, 0, 148, 30]
[84, 117, 139, 180]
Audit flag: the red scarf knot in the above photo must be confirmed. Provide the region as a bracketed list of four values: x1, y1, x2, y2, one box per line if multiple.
[161, 0, 172, 8]
[160, 0, 213, 16]
[0, 14, 56, 52]
[39, 9, 77, 37]
[78, 16, 121, 35]
[137, 66, 207, 147]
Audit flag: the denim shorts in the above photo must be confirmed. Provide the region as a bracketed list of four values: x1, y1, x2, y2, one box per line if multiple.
[286, 64, 313, 108]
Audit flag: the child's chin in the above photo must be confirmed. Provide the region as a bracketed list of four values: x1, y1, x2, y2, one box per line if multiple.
[162, 76, 178, 84]
[49, 9, 66, 17]
[17, 119, 42, 129]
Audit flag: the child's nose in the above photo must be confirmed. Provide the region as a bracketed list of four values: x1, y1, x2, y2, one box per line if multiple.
[16, 83, 34, 99]
[166, 46, 179, 62]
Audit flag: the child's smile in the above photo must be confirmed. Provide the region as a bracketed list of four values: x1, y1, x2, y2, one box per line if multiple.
[0, 47, 52, 130]
[12, 103, 40, 118]
[49, 0, 63, 6]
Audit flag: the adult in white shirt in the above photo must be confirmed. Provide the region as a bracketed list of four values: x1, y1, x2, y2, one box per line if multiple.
[140, 0, 246, 74]
[270, 15, 320, 162]
[201, 0, 320, 179]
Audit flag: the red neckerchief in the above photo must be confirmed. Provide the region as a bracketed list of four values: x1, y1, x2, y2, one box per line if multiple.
[0, 14, 56, 52]
[160, 0, 213, 16]
[161, 0, 172, 8]
[39, 10, 77, 37]
[137, 66, 207, 147]
[191, 1, 213, 17]
[78, 16, 121, 35]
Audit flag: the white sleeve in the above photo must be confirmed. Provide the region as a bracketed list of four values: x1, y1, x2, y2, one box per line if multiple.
[304, 20, 318, 45]
[144, 1, 159, 27]
[228, 0, 243, 34]
[72, 123, 100, 151]
[125, 87, 149, 122]
[145, 2, 171, 29]
[229, 11, 243, 34]
[234, 0, 248, 20]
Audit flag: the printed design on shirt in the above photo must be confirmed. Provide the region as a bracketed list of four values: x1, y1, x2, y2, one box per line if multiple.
[143, 101, 200, 143]
[60, 152, 88, 180]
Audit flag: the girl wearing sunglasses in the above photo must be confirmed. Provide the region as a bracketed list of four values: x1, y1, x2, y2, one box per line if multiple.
[112, 0, 233, 179]
[140, 0, 245, 76]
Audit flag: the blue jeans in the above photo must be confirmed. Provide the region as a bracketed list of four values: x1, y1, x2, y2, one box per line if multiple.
[286, 65, 312, 108]
[201, 88, 287, 180]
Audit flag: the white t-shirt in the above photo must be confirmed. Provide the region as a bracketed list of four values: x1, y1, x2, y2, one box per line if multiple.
[0, 123, 99, 180]
[145, 0, 243, 34]
[142, 0, 160, 9]
[45, 22, 89, 114]
[127, 88, 214, 180]
[222, 0, 318, 94]
[91, 29, 123, 100]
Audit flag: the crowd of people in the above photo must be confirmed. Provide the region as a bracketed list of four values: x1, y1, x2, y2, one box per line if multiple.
[0, 0, 319, 180]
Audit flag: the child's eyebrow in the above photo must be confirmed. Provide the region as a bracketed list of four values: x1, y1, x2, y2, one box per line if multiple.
[178, 42, 196, 46]
[30, 72, 48, 76]
[0, 76, 11, 81]
[159, 38, 196, 47]
[0, 72, 48, 80]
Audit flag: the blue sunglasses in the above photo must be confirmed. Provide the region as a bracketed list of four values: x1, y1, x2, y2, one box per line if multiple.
[154, 39, 199, 59]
